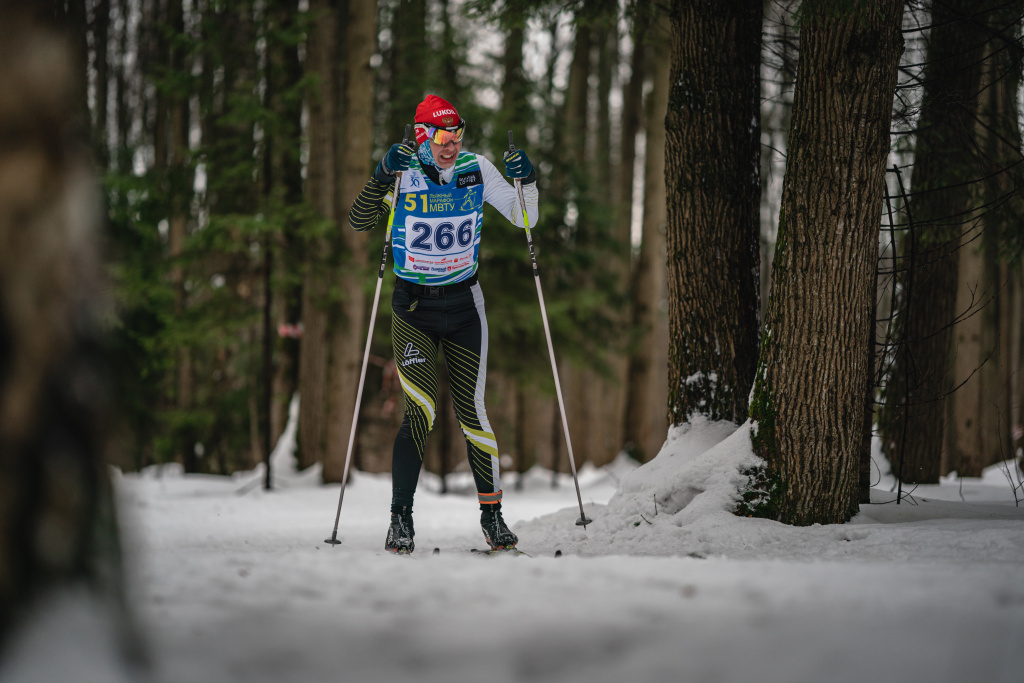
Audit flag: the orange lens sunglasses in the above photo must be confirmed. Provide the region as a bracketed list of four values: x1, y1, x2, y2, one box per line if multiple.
[424, 122, 466, 145]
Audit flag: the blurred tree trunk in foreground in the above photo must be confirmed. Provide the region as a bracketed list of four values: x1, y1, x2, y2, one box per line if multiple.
[0, 4, 139, 672]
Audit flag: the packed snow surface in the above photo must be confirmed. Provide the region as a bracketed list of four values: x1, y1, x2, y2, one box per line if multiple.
[7, 417, 1024, 682]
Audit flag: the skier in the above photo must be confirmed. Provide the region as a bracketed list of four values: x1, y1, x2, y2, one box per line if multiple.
[348, 94, 539, 554]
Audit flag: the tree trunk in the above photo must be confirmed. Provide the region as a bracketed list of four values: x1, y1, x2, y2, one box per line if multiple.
[437, 0, 466, 104]
[560, 20, 595, 463]
[622, 15, 669, 460]
[877, 0, 988, 484]
[499, 17, 527, 145]
[595, 10, 616, 195]
[92, 0, 111, 164]
[561, 21, 591, 202]
[298, 0, 338, 469]
[745, 0, 904, 525]
[592, 6, 626, 465]
[387, 0, 427, 139]
[324, 0, 376, 483]
[954, 0, 1024, 475]
[665, 0, 762, 426]
[166, 0, 195, 472]
[992, 4, 1024, 471]
[113, 0, 131, 169]
[948, 219, 994, 476]
[619, 0, 650, 250]
[269, 0, 305, 449]
[258, 0, 303, 477]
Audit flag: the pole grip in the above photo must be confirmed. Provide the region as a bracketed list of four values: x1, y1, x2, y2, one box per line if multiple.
[507, 130, 516, 152]
[381, 123, 412, 278]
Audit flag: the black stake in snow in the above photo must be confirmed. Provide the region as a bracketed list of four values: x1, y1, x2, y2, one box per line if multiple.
[508, 130, 592, 529]
[326, 125, 412, 546]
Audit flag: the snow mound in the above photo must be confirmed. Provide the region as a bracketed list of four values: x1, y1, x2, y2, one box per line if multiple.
[516, 417, 761, 557]
[516, 422, 1024, 562]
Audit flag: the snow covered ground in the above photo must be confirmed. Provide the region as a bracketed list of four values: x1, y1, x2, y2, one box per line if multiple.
[9, 417, 1023, 683]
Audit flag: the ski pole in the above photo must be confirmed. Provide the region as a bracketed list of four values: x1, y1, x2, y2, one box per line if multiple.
[508, 130, 593, 529]
[326, 124, 412, 546]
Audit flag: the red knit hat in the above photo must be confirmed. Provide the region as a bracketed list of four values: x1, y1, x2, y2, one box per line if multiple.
[414, 94, 463, 146]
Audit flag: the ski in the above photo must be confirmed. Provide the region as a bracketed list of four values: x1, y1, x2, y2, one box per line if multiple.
[470, 548, 531, 557]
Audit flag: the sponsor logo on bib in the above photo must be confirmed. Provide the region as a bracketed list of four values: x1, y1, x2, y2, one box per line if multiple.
[457, 171, 481, 187]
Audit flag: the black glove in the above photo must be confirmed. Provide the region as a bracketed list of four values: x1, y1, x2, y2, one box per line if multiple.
[374, 142, 413, 183]
[502, 148, 534, 180]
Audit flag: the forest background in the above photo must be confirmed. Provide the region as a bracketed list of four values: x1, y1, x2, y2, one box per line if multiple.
[61, 0, 1024, 497]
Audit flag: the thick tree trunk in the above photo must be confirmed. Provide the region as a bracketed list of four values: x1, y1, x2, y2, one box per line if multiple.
[665, 0, 762, 426]
[877, 0, 988, 484]
[323, 0, 376, 483]
[745, 0, 904, 525]
[298, 0, 337, 469]
[622, 17, 669, 461]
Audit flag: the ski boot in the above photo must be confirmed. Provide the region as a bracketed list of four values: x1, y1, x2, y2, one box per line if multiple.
[385, 506, 415, 554]
[480, 506, 518, 550]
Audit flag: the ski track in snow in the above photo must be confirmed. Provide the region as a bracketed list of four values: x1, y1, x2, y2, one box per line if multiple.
[9, 415, 1023, 683]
